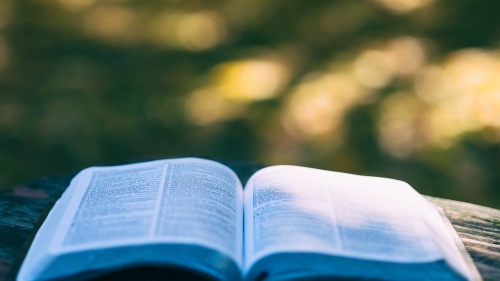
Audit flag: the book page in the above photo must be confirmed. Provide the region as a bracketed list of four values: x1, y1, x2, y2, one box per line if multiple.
[154, 160, 243, 263]
[51, 158, 243, 264]
[418, 202, 480, 280]
[244, 166, 445, 272]
[62, 162, 166, 246]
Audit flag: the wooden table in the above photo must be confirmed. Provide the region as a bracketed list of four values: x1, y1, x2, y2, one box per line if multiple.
[1, 166, 499, 281]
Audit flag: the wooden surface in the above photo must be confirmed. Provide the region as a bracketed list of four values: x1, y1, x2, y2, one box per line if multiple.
[426, 197, 500, 281]
[0, 168, 499, 281]
[0, 173, 76, 281]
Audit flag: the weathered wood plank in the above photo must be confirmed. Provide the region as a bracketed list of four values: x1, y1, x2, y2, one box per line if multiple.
[0, 170, 499, 280]
[427, 196, 500, 281]
[0, 174, 75, 281]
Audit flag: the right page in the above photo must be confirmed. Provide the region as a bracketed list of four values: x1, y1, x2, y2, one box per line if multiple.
[243, 166, 474, 281]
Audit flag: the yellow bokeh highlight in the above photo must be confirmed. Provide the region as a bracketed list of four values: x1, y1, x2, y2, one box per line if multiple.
[185, 55, 291, 125]
[372, 0, 433, 14]
[185, 88, 245, 125]
[56, 0, 97, 11]
[353, 37, 426, 88]
[378, 48, 500, 157]
[420, 49, 500, 146]
[150, 11, 227, 51]
[282, 36, 426, 141]
[354, 50, 393, 89]
[377, 93, 422, 158]
[212, 59, 289, 101]
[282, 72, 368, 138]
[84, 5, 137, 42]
[386, 36, 426, 76]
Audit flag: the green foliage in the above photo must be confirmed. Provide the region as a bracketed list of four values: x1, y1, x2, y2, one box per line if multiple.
[1, 0, 499, 207]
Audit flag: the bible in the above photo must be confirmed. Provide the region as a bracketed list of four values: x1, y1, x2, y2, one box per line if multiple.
[17, 158, 480, 281]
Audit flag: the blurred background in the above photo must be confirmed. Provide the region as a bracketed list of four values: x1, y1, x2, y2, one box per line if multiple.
[1, 0, 499, 208]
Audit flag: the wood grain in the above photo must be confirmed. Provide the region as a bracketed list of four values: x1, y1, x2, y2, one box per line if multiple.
[427, 197, 500, 281]
[0, 173, 75, 281]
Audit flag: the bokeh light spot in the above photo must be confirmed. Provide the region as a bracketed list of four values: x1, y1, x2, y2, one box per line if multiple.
[377, 92, 422, 158]
[353, 49, 394, 89]
[372, 0, 433, 14]
[84, 5, 137, 42]
[184, 54, 291, 125]
[386, 36, 427, 76]
[56, 0, 97, 11]
[212, 59, 289, 101]
[282, 72, 368, 139]
[379, 48, 500, 155]
[185, 88, 245, 125]
[151, 11, 227, 51]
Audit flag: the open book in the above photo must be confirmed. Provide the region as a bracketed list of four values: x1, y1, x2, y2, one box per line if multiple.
[17, 158, 480, 281]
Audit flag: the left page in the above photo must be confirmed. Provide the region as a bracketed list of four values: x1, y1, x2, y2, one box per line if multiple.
[17, 158, 243, 281]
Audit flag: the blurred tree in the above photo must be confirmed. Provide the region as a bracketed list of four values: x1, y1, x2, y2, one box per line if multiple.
[1, 0, 499, 208]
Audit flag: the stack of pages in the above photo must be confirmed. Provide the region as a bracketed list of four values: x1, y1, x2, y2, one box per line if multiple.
[17, 158, 480, 281]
